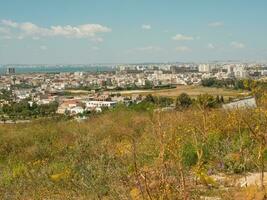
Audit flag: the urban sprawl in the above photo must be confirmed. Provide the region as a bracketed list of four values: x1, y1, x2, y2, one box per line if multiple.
[0, 62, 266, 121]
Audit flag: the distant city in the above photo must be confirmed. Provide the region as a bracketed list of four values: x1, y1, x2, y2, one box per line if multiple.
[1, 61, 267, 74]
[0, 62, 265, 118]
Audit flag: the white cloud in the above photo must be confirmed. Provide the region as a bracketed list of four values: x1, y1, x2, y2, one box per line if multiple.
[175, 46, 191, 52]
[1, 19, 111, 41]
[172, 34, 194, 41]
[208, 43, 215, 49]
[20, 22, 43, 35]
[208, 21, 224, 27]
[1, 19, 18, 28]
[40, 45, 48, 50]
[142, 24, 151, 30]
[50, 24, 111, 38]
[135, 46, 161, 51]
[230, 41, 245, 49]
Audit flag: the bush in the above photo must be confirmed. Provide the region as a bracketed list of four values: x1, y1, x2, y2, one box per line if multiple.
[176, 93, 192, 109]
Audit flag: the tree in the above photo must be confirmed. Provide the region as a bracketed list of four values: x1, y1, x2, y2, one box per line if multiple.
[0, 115, 6, 124]
[144, 80, 153, 89]
[216, 95, 220, 104]
[157, 96, 173, 107]
[0, 89, 12, 101]
[176, 93, 192, 109]
[196, 94, 217, 110]
[220, 96, 224, 103]
[144, 94, 157, 104]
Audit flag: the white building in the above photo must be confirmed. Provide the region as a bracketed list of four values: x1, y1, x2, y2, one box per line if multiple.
[74, 72, 84, 77]
[233, 66, 248, 79]
[261, 70, 267, 76]
[198, 64, 212, 73]
[37, 99, 54, 105]
[84, 100, 117, 109]
[69, 106, 84, 115]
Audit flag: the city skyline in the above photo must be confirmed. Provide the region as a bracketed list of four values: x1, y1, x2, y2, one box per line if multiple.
[0, 0, 267, 64]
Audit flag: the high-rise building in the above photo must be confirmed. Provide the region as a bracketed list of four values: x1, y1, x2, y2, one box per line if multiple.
[6, 67, 15, 75]
[198, 64, 212, 73]
[233, 66, 248, 79]
[226, 65, 235, 78]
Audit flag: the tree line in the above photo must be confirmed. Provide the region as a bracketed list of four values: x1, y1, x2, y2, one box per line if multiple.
[130, 93, 225, 111]
[201, 78, 267, 91]
[0, 99, 58, 121]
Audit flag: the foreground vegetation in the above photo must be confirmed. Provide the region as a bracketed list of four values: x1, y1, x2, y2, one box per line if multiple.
[0, 93, 267, 199]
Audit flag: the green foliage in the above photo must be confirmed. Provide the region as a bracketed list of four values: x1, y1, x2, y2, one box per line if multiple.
[144, 80, 153, 89]
[0, 89, 12, 101]
[176, 93, 192, 109]
[196, 93, 218, 109]
[143, 94, 173, 107]
[109, 83, 176, 91]
[202, 78, 267, 94]
[14, 83, 35, 89]
[129, 101, 155, 112]
[1, 100, 59, 120]
[182, 142, 198, 167]
[202, 78, 234, 88]
[157, 96, 174, 107]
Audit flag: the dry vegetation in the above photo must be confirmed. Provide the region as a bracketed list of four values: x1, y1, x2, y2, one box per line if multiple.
[119, 85, 248, 99]
[0, 95, 267, 200]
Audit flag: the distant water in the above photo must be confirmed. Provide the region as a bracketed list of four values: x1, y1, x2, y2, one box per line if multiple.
[0, 65, 114, 74]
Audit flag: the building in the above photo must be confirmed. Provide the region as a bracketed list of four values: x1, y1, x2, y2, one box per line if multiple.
[198, 64, 212, 73]
[6, 67, 15, 75]
[56, 99, 80, 114]
[84, 100, 117, 109]
[233, 66, 248, 79]
[69, 106, 84, 115]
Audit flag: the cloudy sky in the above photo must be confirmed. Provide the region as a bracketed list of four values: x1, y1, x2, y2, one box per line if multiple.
[0, 0, 267, 64]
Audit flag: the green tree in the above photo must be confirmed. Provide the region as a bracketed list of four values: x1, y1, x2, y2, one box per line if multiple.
[176, 93, 192, 109]
[196, 94, 217, 109]
[157, 96, 173, 107]
[144, 94, 157, 104]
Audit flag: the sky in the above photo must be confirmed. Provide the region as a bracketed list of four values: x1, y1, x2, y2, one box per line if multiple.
[0, 0, 267, 64]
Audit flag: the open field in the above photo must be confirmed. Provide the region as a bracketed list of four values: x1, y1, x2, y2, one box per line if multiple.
[65, 85, 249, 99]
[64, 90, 90, 94]
[117, 85, 249, 98]
[0, 108, 266, 199]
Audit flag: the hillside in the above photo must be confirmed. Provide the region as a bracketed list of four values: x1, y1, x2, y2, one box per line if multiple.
[0, 103, 267, 199]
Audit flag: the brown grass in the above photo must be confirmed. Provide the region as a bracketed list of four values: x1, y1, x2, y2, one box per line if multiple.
[119, 85, 248, 98]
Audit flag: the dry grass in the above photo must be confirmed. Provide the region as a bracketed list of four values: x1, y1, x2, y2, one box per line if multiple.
[0, 107, 266, 199]
[232, 186, 267, 200]
[119, 85, 248, 98]
[64, 90, 90, 94]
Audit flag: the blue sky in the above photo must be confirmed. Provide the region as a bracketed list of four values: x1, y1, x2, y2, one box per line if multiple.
[0, 0, 267, 64]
